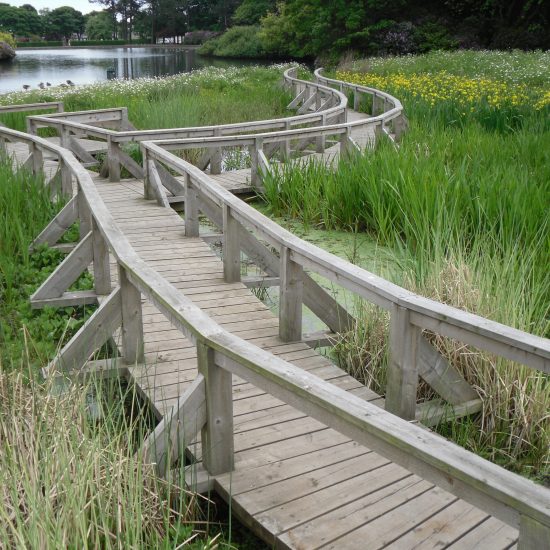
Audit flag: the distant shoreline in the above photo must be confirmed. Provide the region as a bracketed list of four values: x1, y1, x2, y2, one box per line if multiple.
[17, 44, 202, 51]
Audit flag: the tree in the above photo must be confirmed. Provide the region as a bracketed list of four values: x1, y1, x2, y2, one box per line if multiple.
[43, 6, 85, 41]
[0, 3, 42, 37]
[85, 11, 112, 39]
[232, 0, 275, 25]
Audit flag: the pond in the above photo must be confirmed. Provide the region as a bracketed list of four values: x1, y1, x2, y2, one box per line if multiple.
[0, 46, 270, 94]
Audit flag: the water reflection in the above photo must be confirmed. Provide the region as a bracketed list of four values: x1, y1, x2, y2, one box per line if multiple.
[0, 47, 269, 93]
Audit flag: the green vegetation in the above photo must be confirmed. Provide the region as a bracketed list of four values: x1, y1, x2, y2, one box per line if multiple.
[261, 51, 550, 479]
[0, 31, 16, 48]
[199, 26, 266, 58]
[0, 65, 291, 134]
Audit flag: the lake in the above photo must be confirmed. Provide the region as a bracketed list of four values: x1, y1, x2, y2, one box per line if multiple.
[0, 46, 269, 94]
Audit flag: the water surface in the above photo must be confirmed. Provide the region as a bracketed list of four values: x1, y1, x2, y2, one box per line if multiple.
[0, 47, 268, 94]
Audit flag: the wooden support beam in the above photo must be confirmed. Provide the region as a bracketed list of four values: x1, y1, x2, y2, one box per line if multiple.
[142, 375, 206, 478]
[30, 142, 43, 175]
[146, 159, 170, 207]
[184, 173, 199, 237]
[78, 190, 91, 240]
[92, 217, 111, 295]
[44, 287, 122, 376]
[199, 342, 234, 476]
[386, 304, 420, 420]
[31, 231, 93, 306]
[107, 138, 121, 182]
[118, 148, 144, 179]
[210, 129, 222, 175]
[287, 88, 307, 110]
[119, 266, 144, 365]
[279, 246, 303, 342]
[222, 204, 240, 283]
[31, 290, 98, 309]
[415, 398, 482, 427]
[60, 161, 73, 196]
[68, 136, 98, 166]
[417, 336, 478, 405]
[519, 515, 550, 550]
[30, 195, 78, 251]
[154, 159, 186, 196]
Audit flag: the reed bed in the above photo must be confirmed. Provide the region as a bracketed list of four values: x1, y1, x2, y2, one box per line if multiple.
[262, 51, 549, 479]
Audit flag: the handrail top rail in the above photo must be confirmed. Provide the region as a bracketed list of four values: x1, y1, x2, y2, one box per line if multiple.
[2, 124, 549, 532]
[26, 67, 349, 141]
[143, 140, 550, 369]
[0, 101, 63, 113]
[315, 68, 404, 110]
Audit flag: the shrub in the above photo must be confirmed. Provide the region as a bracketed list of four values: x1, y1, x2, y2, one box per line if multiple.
[0, 31, 16, 48]
[199, 26, 265, 58]
[16, 40, 63, 47]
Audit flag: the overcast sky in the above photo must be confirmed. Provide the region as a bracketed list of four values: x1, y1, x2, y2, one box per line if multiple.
[9, 0, 97, 14]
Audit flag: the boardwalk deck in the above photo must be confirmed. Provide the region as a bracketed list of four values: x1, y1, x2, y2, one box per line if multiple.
[90, 177, 517, 549]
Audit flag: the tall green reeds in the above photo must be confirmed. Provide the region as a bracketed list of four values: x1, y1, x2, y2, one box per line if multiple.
[261, 62, 549, 478]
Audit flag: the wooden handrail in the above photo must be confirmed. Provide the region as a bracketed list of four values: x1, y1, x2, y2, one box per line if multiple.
[0, 101, 64, 114]
[2, 125, 549, 544]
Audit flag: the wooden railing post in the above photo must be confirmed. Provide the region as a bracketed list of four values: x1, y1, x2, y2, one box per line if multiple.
[92, 217, 111, 295]
[210, 129, 222, 175]
[518, 514, 550, 549]
[393, 113, 407, 141]
[316, 113, 327, 153]
[30, 142, 43, 175]
[339, 126, 352, 156]
[118, 266, 144, 365]
[77, 188, 91, 239]
[198, 341, 234, 475]
[107, 137, 121, 182]
[142, 148, 152, 199]
[223, 204, 240, 283]
[386, 304, 420, 420]
[372, 94, 384, 116]
[184, 172, 200, 237]
[353, 88, 361, 111]
[250, 137, 263, 188]
[61, 159, 73, 196]
[282, 120, 291, 158]
[279, 246, 303, 342]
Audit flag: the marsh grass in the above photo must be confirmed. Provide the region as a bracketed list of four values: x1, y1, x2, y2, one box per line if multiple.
[0, 367, 214, 548]
[262, 52, 549, 478]
[0, 66, 292, 133]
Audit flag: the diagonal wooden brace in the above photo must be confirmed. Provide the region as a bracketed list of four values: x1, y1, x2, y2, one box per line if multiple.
[43, 286, 122, 377]
[30, 195, 78, 252]
[31, 231, 93, 307]
[141, 375, 206, 477]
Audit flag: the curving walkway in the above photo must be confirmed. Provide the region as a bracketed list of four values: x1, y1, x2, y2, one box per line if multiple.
[1, 68, 549, 549]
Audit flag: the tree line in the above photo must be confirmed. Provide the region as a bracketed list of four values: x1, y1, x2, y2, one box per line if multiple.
[1, 0, 548, 52]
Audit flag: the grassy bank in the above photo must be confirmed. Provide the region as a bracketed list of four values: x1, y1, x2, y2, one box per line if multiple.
[0, 65, 292, 132]
[262, 50, 549, 479]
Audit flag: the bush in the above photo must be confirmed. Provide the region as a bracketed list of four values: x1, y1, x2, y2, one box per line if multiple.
[183, 30, 219, 45]
[71, 39, 150, 46]
[0, 31, 16, 49]
[199, 26, 265, 58]
[16, 41, 63, 47]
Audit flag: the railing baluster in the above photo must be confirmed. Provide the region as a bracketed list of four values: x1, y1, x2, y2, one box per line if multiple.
[279, 246, 303, 342]
[92, 216, 111, 295]
[210, 128, 222, 175]
[184, 172, 200, 237]
[107, 137, 121, 182]
[30, 142, 43, 175]
[316, 113, 327, 153]
[250, 137, 263, 188]
[386, 304, 420, 420]
[198, 341, 234, 475]
[119, 266, 144, 364]
[223, 204, 240, 283]
[78, 188, 91, 239]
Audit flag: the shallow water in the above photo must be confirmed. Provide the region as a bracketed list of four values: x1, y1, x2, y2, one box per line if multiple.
[0, 46, 269, 94]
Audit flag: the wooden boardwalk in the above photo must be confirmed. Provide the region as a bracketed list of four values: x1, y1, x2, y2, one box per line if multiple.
[95, 177, 518, 549]
[3, 70, 549, 549]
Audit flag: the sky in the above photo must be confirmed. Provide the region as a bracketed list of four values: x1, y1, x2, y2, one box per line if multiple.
[9, 0, 97, 14]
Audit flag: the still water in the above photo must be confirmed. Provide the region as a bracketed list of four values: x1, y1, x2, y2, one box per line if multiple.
[0, 46, 268, 94]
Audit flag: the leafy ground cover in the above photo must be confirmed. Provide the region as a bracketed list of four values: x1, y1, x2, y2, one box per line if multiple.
[261, 50, 549, 480]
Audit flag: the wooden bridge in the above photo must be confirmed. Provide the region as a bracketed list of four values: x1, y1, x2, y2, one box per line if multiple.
[1, 68, 549, 549]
